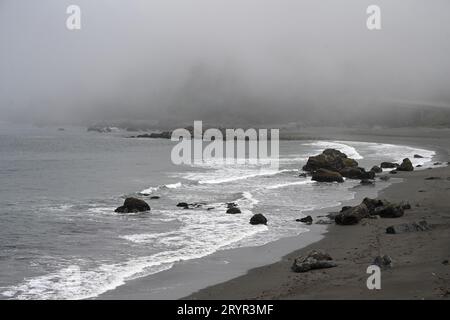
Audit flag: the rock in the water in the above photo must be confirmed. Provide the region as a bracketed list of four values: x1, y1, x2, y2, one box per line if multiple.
[291, 250, 337, 273]
[335, 203, 369, 225]
[390, 170, 398, 174]
[150, 196, 160, 199]
[115, 197, 150, 213]
[302, 149, 358, 172]
[340, 167, 375, 180]
[298, 215, 313, 225]
[379, 175, 390, 181]
[381, 162, 398, 169]
[360, 179, 375, 185]
[397, 158, 414, 171]
[176, 202, 189, 208]
[226, 207, 242, 214]
[298, 172, 308, 178]
[312, 168, 344, 183]
[250, 213, 267, 225]
[373, 255, 393, 269]
[134, 131, 171, 139]
[414, 154, 424, 158]
[425, 176, 442, 180]
[386, 221, 430, 234]
[370, 165, 382, 173]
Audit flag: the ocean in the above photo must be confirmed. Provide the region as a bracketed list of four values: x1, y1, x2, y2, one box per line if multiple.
[0, 123, 436, 299]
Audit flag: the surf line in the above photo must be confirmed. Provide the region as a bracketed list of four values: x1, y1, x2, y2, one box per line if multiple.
[170, 120, 280, 169]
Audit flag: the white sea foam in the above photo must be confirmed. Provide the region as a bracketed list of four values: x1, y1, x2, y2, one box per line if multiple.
[140, 182, 182, 195]
[266, 180, 314, 190]
[303, 141, 363, 159]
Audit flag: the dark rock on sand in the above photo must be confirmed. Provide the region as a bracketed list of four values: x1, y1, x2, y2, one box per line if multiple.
[115, 197, 150, 213]
[335, 203, 369, 225]
[226, 207, 242, 214]
[297, 215, 313, 225]
[397, 158, 414, 171]
[373, 255, 393, 269]
[379, 175, 390, 181]
[386, 221, 430, 234]
[302, 149, 358, 172]
[250, 214, 267, 225]
[340, 167, 375, 180]
[390, 170, 398, 174]
[291, 250, 337, 273]
[370, 165, 382, 173]
[150, 196, 160, 199]
[425, 176, 442, 180]
[373, 203, 404, 218]
[360, 179, 375, 185]
[381, 162, 398, 169]
[176, 202, 189, 208]
[311, 168, 344, 183]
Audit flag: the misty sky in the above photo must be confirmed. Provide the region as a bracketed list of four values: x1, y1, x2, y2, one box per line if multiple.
[1, 0, 450, 125]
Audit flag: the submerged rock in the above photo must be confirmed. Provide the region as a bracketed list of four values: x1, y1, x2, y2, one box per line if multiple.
[397, 158, 414, 171]
[291, 250, 337, 273]
[176, 202, 189, 208]
[250, 214, 267, 225]
[115, 197, 150, 213]
[311, 168, 344, 183]
[297, 215, 313, 225]
[414, 154, 424, 158]
[360, 179, 375, 186]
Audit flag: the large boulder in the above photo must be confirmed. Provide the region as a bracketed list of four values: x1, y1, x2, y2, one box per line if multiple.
[115, 197, 150, 213]
[250, 214, 267, 225]
[291, 250, 337, 273]
[340, 167, 375, 180]
[302, 149, 358, 172]
[335, 203, 369, 225]
[397, 158, 414, 171]
[312, 169, 344, 183]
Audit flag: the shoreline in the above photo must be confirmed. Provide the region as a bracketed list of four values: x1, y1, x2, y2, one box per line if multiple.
[98, 139, 408, 300]
[185, 130, 450, 300]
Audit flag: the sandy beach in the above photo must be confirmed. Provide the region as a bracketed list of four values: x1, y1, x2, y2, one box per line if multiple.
[186, 128, 450, 300]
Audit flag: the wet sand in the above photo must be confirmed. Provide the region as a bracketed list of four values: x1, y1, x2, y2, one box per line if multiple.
[186, 128, 450, 300]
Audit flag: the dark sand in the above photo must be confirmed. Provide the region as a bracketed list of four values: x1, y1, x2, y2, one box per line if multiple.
[186, 128, 450, 300]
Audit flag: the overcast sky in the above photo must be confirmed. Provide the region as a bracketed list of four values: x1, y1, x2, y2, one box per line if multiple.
[1, 0, 449, 125]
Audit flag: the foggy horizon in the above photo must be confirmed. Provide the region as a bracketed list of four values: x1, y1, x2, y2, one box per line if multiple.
[1, 0, 450, 126]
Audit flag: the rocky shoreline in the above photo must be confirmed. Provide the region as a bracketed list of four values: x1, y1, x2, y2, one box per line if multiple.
[183, 131, 450, 300]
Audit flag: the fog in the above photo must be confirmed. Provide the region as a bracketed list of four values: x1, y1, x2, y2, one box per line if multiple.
[1, 0, 450, 126]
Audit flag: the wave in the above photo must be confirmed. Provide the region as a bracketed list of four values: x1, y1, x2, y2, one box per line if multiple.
[266, 180, 314, 190]
[303, 141, 363, 159]
[140, 182, 182, 195]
